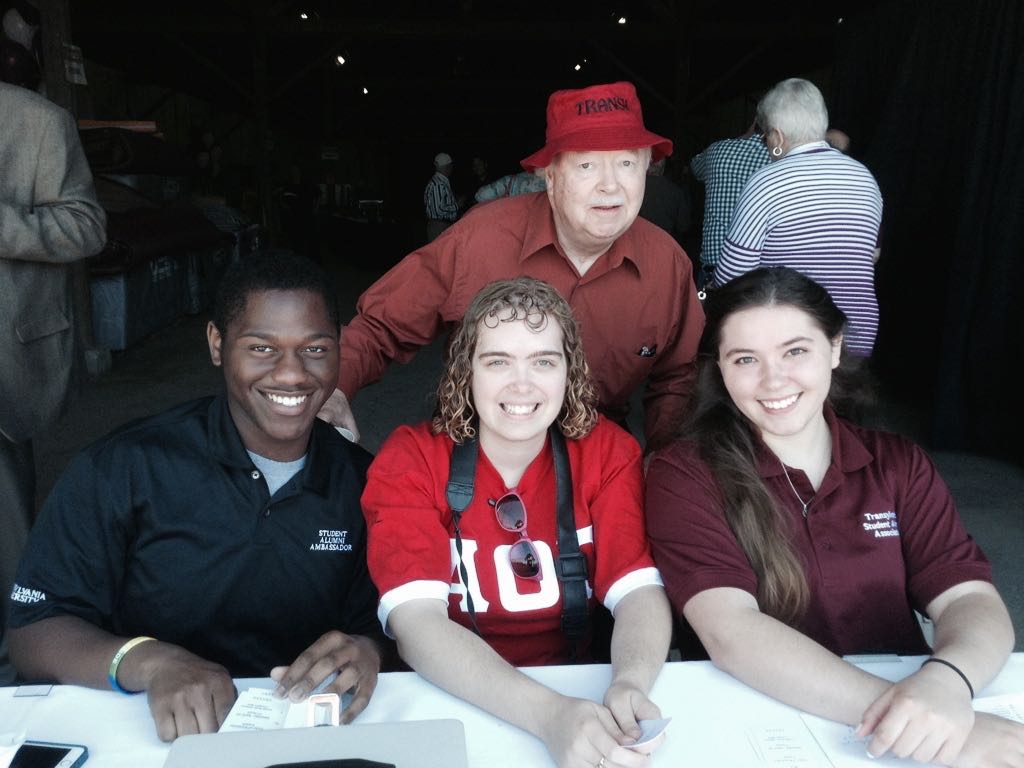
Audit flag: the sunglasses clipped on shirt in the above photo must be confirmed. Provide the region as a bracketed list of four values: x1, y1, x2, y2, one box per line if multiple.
[492, 491, 542, 580]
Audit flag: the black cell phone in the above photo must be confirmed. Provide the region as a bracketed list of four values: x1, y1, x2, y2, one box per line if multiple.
[10, 741, 88, 768]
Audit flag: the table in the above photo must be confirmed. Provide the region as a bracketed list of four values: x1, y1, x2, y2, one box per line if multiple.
[2, 654, 1022, 768]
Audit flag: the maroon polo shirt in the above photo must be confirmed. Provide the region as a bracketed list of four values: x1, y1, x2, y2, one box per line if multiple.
[645, 409, 993, 656]
[339, 192, 704, 450]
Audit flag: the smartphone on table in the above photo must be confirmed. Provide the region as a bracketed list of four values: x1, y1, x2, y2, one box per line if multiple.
[10, 741, 88, 768]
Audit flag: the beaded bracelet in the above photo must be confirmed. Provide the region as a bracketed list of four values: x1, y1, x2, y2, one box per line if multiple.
[108, 636, 156, 694]
[921, 656, 975, 698]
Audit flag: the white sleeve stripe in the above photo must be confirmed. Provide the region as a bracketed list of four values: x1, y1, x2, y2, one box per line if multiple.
[604, 567, 665, 615]
[378, 580, 450, 637]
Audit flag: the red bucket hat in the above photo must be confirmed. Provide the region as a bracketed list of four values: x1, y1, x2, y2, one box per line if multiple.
[521, 81, 673, 171]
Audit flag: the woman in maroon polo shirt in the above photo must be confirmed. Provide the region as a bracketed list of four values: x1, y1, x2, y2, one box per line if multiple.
[646, 267, 1022, 767]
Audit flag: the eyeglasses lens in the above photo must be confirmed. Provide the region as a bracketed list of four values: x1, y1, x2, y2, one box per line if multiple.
[495, 495, 526, 532]
[509, 539, 541, 579]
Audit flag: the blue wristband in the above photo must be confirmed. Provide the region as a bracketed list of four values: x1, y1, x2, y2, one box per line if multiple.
[108, 636, 155, 695]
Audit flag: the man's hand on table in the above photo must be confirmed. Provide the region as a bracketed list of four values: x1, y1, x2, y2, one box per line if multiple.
[127, 643, 236, 742]
[270, 631, 382, 723]
[316, 388, 361, 442]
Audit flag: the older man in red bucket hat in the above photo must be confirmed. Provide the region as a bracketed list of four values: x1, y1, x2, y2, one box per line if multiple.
[322, 81, 703, 452]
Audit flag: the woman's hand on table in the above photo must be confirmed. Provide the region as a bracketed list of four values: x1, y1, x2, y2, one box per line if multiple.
[856, 664, 974, 763]
[270, 630, 382, 723]
[951, 713, 1024, 768]
[537, 694, 655, 768]
[603, 680, 664, 752]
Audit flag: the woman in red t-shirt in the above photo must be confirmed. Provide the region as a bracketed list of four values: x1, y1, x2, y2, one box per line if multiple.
[647, 267, 1022, 766]
[363, 277, 671, 768]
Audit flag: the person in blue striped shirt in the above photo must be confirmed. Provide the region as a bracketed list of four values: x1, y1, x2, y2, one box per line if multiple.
[424, 152, 460, 242]
[714, 78, 883, 357]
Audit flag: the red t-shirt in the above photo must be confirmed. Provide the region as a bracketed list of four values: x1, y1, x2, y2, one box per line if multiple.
[363, 418, 663, 666]
[645, 410, 992, 656]
[339, 192, 704, 450]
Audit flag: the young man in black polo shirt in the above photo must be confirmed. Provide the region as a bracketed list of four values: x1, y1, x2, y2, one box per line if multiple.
[6, 253, 384, 741]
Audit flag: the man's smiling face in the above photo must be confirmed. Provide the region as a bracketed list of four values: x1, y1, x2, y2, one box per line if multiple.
[208, 289, 339, 461]
[545, 148, 648, 258]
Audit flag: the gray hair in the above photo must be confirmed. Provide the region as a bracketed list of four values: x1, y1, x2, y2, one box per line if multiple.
[757, 78, 828, 146]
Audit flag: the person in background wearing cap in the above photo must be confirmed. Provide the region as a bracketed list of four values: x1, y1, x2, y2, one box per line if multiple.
[424, 151, 459, 242]
[321, 81, 704, 454]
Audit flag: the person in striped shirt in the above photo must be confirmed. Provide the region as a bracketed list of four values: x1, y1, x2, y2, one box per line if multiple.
[424, 152, 459, 242]
[714, 78, 883, 357]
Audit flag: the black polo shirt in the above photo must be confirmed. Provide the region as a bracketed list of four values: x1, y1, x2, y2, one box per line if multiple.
[8, 395, 380, 677]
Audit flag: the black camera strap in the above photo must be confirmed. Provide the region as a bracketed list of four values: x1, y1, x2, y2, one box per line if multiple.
[549, 428, 589, 650]
[446, 435, 483, 638]
[446, 428, 589, 653]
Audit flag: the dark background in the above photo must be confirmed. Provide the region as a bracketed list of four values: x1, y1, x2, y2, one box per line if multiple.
[51, 0, 1024, 463]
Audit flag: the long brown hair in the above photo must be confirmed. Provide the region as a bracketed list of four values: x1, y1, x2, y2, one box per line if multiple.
[688, 267, 871, 623]
[433, 277, 598, 443]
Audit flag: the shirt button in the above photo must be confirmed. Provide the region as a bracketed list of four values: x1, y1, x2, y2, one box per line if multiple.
[263, 508, 271, 518]
[251, 470, 261, 480]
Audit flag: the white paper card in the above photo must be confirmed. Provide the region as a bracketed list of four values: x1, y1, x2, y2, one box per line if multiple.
[220, 688, 344, 732]
[799, 715, 881, 767]
[747, 722, 834, 767]
[632, 717, 671, 747]
[219, 689, 291, 732]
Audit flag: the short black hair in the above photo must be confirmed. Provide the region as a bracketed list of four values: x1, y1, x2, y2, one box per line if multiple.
[212, 251, 339, 334]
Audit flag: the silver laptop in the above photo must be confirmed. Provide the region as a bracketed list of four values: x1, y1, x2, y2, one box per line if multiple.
[163, 719, 468, 768]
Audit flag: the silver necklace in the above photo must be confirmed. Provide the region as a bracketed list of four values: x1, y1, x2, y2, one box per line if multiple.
[780, 461, 812, 518]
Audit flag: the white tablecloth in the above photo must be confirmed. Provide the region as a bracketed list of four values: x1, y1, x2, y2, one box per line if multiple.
[2, 654, 1022, 767]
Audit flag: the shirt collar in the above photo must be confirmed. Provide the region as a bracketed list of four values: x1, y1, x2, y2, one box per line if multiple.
[206, 393, 334, 495]
[756, 406, 874, 480]
[518, 192, 642, 276]
[785, 140, 832, 157]
[207, 394, 255, 469]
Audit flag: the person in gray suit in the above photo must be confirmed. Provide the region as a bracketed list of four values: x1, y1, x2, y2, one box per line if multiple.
[0, 81, 107, 684]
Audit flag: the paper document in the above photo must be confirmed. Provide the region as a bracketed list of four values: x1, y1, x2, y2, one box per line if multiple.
[220, 688, 342, 732]
[974, 692, 1024, 723]
[798, 695, 1024, 768]
[747, 722, 834, 767]
[799, 715, 882, 767]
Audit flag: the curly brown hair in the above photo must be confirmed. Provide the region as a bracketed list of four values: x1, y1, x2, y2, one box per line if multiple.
[433, 277, 598, 443]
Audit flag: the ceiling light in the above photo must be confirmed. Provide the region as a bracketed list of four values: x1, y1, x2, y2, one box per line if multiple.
[336, 55, 346, 66]
[574, 64, 581, 71]
[362, 87, 369, 95]
[617, 16, 627, 24]
[299, 12, 309, 20]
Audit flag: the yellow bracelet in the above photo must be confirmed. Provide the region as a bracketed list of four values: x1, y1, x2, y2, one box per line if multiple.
[108, 636, 155, 694]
